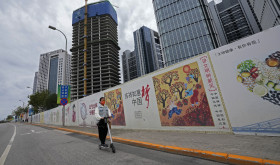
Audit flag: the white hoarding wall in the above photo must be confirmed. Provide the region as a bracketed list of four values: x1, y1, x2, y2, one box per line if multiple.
[209, 26, 280, 135]
[30, 26, 280, 136]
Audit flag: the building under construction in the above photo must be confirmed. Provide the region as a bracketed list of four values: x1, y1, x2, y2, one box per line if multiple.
[71, 0, 120, 101]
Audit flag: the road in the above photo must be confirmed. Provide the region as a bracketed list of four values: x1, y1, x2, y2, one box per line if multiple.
[0, 123, 225, 165]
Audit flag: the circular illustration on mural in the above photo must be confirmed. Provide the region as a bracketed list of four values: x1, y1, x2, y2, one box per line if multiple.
[80, 103, 87, 126]
[236, 51, 280, 106]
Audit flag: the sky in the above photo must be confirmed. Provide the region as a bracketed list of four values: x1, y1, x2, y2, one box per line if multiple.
[0, 0, 220, 120]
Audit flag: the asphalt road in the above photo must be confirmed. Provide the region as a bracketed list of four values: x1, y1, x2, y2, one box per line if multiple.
[0, 123, 225, 165]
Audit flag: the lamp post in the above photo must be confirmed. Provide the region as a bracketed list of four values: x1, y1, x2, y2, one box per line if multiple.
[48, 25, 68, 126]
[48, 25, 67, 85]
[27, 86, 33, 94]
[27, 86, 33, 123]
[19, 100, 24, 108]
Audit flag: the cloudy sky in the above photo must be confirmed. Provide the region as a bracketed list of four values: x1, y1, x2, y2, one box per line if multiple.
[0, 0, 220, 120]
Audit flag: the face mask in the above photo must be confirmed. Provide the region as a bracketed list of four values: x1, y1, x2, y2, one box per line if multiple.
[100, 100, 105, 105]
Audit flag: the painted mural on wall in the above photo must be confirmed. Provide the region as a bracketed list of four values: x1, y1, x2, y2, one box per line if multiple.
[65, 103, 77, 125]
[153, 62, 214, 126]
[236, 51, 280, 106]
[104, 88, 126, 126]
[80, 103, 87, 126]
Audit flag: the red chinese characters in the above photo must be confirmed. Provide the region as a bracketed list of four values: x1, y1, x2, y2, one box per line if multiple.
[89, 103, 97, 115]
[200, 56, 217, 92]
[142, 85, 150, 108]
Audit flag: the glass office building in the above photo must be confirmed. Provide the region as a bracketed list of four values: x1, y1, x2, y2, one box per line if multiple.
[48, 56, 59, 94]
[152, 0, 220, 66]
[122, 50, 138, 82]
[209, 0, 261, 44]
[35, 49, 71, 94]
[247, 0, 280, 30]
[134, 26, 164, 76]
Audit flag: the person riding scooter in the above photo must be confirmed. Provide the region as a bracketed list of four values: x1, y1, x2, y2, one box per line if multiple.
[95, 97, 112, 147]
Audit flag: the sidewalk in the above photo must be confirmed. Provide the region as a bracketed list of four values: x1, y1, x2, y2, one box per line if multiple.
[33, 124, 280, 165]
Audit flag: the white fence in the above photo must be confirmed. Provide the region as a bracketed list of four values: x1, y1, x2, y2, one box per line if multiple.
[30, 26, 280, 136]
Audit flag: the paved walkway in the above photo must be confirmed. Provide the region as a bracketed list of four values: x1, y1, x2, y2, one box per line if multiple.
[33, 124, 280, 165]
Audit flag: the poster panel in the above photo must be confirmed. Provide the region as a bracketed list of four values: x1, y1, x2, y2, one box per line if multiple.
[104, 88, 126, 126]
[121, 76, 161, 129]
[150, 54, 230, 132]
[209, 26, 280, 135]
[77, 92, 103, 127]
[65, 101, 79, 126]
[40, 112, 44, 124]
[44, 111, 49, 124]
[49, 107, 62, 125]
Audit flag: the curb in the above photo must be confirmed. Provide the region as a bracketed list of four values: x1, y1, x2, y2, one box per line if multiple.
[33, 124, 280, 165]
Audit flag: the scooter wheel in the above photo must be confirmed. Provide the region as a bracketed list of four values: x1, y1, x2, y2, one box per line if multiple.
[111, 144, 116, 153]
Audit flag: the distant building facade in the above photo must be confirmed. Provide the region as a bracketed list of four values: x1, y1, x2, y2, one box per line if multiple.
[122, 50, 138, 82]
[152, 0, 221, 66]
[247, 0, 280, 30]
[209, 0, 261, 44]
[133, 26, 164, 76]
[32, 72, 38, 94]
[36, 49, 71, 94]
[71, 1, 120, 100]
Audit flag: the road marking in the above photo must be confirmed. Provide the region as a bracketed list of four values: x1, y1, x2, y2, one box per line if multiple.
[53, 129, 71, 134]
[20, 130, 47, 135]
[0, 124, 16, 165]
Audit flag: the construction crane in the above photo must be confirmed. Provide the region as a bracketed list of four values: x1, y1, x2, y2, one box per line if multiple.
[83, 0, 88, 97]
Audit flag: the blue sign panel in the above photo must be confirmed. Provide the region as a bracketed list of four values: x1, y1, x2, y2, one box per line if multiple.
[60, 85, 69, 99]
[29, 108, 34, 116]
[72, 1, 117, 25]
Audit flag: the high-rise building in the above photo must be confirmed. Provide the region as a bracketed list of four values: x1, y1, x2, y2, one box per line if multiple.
[36, 49, 71, 94]
[152, 0, 221, 66]
[71, 1, 120, 100]
[208, 0, 261, 44]
[133, 26, 164, 76]
[122, 50, 138, 83]
[32, 72, 38, 94]
[247, 0, 280, 30]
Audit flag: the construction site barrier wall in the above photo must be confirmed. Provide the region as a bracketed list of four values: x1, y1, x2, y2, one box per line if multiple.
[30, 26, 280, 136]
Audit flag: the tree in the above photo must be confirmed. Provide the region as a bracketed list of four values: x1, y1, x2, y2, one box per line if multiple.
[29, 90, 56, 112]
[156, 89, 170, 108]
[152, 77, 161, 92]
[6, 115, 14, 121]
[161, 71, 179, 86]
[44, 93, 58, 110]
[189, 68, 200, 82]
[13, 106, 28, 118]
[170, 82, 185, 99]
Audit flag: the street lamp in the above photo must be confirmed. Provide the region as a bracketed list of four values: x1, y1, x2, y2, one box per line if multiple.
[48, 25, 68, 85]
[48, 25, 68, 127]
[27, 86, 33, 95]
[27, 86, 33, 90]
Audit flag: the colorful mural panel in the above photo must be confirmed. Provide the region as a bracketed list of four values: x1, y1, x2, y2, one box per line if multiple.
[104, 88, 126, 126]
[153, 62, 214, 126]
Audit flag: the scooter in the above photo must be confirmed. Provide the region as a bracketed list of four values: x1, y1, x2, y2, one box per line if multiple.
[98, 117, 116, 153]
